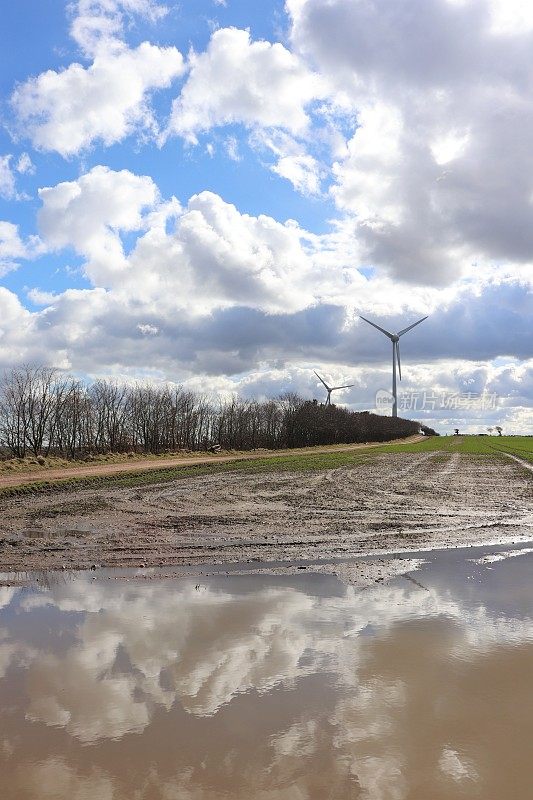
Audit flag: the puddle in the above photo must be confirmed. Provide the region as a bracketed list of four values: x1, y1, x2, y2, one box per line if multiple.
[1, 542, 533, 799]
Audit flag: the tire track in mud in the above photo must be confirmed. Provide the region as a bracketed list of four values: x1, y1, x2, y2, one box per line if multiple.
[383, 451, 440, 482]
[497, 451, 533, 474]
[0, 451, 532, 575]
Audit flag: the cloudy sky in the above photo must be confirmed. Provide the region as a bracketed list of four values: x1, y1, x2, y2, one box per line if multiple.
[1, 0, 532, 432]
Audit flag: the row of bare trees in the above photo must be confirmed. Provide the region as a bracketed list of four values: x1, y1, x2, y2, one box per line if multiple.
[0, 366, 422, 459]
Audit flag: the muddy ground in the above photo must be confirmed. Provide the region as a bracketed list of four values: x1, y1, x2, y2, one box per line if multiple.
[0, 450, 531, 581]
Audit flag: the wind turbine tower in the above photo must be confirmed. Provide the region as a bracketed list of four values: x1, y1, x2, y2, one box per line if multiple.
[360, 315, 428, 417]
[314, 371, 354, 406]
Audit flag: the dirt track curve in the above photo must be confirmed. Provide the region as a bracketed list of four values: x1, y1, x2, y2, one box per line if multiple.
[0, 437, 424, 489]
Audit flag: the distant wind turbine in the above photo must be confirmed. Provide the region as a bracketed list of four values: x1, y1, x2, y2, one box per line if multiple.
[314, 371, 354, 407]
[360, 315, 428, 417]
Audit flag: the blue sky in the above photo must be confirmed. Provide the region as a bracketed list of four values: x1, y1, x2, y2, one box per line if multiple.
[0, 0, 532, 432]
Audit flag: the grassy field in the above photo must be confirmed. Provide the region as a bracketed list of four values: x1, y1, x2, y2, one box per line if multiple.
[0, 435, 530, 500]
[379, 435, 533, 460]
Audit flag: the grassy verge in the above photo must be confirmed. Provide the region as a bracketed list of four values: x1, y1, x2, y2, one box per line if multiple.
[0, 449, 239, 476]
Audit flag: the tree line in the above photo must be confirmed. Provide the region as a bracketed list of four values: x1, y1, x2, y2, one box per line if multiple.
[0, 365, 425, 459]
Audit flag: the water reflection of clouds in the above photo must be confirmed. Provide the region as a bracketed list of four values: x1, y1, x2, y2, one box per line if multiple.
[0, 587, 18, 611]
[0, 587, 34, 679]
[3, 575, 533, 744]
[16, 758, 114, 800]
[22, 583, 314, 739]
[2, 567, 533, 798]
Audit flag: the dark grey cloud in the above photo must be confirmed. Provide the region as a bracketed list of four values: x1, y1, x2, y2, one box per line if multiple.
[22, 280, 531, 382]
[290, 0, 492, 90]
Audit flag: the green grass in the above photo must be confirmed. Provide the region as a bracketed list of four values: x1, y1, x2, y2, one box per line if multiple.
[0, 435, 531, 501]
[379, 435, 533, 459]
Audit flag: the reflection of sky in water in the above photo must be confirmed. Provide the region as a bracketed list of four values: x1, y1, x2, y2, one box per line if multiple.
[1, 545, 533, 799]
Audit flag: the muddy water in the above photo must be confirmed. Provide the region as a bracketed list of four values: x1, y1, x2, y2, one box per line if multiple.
[1, 544, 533, 799]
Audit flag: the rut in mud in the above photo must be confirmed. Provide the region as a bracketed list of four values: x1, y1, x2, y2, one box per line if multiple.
[0, 451, 532, 575]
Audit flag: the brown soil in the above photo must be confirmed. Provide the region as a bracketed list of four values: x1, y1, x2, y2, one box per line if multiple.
[0, 450, 531, 579]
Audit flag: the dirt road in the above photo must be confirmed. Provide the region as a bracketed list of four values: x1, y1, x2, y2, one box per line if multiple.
[0, 449, 531, 578]
[0, 437, 423, 489]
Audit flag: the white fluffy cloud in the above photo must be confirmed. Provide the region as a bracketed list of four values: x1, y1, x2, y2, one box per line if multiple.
[287, 0, 533, 285]
[38, 166, 160, 283]
[159, 190, 316, 313]
[71, 0, 169, 56]
[272, 153, 322, 195]
[0, 153, 33, 200]
[0, 156, 17, 200]
[166, 27, 324, 143]
[11, 1, 182, 158]
[253, 130, 324, 194]
[0, 222, 27, 262]
[37, 166, 317, 312]
[0, 221, 42, 277]
[12, 41, 184, 157]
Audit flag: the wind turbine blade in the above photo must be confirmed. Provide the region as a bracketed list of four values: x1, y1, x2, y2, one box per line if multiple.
[396, 341, 402, 381]
[359, 316, 395, 339]
[397, 315, 428, 337]
[332, 384, 355, 390]
[314, 371, 330, 391]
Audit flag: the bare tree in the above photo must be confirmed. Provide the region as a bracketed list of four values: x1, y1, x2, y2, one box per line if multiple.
[0, 366, 32, 456]
[0, 366, 422, 459]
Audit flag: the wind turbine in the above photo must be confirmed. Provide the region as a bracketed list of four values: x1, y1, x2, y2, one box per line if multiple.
[314, 371, 354, 407]
[360, 315, 428, 417]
